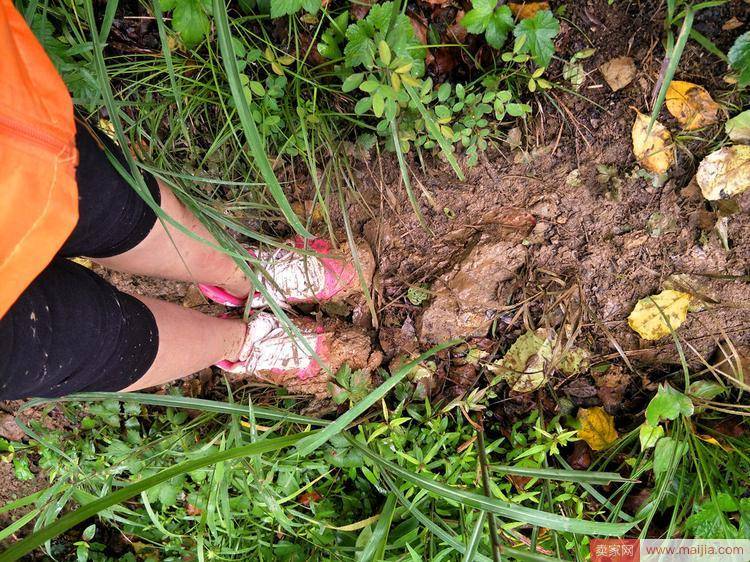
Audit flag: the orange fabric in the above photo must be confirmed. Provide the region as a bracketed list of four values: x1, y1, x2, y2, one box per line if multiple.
[0, 0, 78, 319]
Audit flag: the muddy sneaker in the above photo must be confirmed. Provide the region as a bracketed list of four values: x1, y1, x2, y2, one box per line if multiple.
[216, 312, 375, 396]
[199, 237, 374, 309]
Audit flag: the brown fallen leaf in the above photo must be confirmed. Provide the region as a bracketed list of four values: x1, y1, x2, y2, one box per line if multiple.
[594, 367, 630, 413]
[507, 474, 532, 491]
[696, 145, 750, 200]
[665, 81, 720, 131]
[568, 440, 591, 469]
[631, 110, 675, 174]
[298, 490, 322, 506]
[350, 0, 373, 20]
[447, 11, 468, 43]
[186, 503, 203, 516]
[722, 17, 744, 31]
[509, 2, 550, 19]
[599, 56, 636, 91]
[409, 15, 428, 45]
[578, 406, 618, 451]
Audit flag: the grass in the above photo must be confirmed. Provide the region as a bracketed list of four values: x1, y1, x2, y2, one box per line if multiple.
[3, 0, 750, 560]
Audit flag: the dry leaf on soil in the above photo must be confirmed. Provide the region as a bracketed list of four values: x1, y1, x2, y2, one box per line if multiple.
[599, 56, 636, 91]
[665, 80, 720, 131]
[725, 110, 750, 143]
[488, 329, 590, 393]
[509, 2, 550, 19]
[627, 289, 691, 340]
[631, 111, 675, 175]
[578, 406, 618, 451]
[697, 145, 750, 200]
[487, 329, 553, 393]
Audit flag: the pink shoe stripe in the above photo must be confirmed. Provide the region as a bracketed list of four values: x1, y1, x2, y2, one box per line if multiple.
[287, 236, 355, 303]
[198, 284, 249, 307]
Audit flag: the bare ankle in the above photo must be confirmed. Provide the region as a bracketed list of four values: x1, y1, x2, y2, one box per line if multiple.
[225, 321, 248, 362]
[219, 266, 251, 298]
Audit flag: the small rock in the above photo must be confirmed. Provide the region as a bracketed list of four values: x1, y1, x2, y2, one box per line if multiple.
[0, 414, 24, 442]
[182, 284, 206, 308]
[599, 56, 636, 92]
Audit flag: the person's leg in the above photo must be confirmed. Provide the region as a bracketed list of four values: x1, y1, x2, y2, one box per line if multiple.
[62, 123, 373, 307]
[120, 295, 246, 391]
[0, 259, 246, 399]
[60, 123, 250, 297]
[97, 183, 251, 298]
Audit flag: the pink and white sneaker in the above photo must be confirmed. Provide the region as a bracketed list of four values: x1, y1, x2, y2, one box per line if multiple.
[198, 237, 374, 309]
[217, 312, 374, 396]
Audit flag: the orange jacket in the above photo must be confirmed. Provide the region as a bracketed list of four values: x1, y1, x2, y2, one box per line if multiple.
[0, 0, 78, 319]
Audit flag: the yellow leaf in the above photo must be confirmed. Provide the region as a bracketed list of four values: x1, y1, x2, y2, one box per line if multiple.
[509, 2, 550, 19]
[401, 73, 420, 87]
[488, 329, 552, 393]
[578, 407, 618, 451]
[631, 110, 675, 174]
[69, 257, 93, 269]
[696, 145, 750, 200]
[697, 433, 734, 452]
[395, 62, 413, 74]
[665, 80, 720, 131]
[627, 289, 691, 340]
[391, 72, 401, 92]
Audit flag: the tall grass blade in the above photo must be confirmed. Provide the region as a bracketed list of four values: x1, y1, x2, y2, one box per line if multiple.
[19, 393, 329, 426]
[359, 493, 397, 562]
[294, 340, 459, 456]
[390, 118, 429, 230]
[461, 512, 487, 562]
[405, 83, 464, 180]
[383, 476, 567, 562]
[351, 438, 635, 536]
[649, 8, 694, 132]
[152, 1, 191, 147]
[212, 0, 311, 239]
[493, 465, 629, 484]
[0, 433, 309, 561]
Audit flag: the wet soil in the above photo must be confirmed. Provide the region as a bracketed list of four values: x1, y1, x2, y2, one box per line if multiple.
[337, 0, 750, 378]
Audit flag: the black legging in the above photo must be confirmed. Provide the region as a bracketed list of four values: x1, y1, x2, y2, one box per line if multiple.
[0, 123, 161, 399]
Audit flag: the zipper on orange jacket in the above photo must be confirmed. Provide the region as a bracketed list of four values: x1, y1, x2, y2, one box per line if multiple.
[0, 112, 69, 153]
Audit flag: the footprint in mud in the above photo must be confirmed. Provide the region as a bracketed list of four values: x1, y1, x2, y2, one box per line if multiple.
[419, 211, 535, 343]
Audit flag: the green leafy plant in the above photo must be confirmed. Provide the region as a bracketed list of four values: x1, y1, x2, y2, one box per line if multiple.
[728, 31, 750, 88]
[328, 364, 372, 405]
[512, 10, 560, 67]
[343, 2, 426, 74]
[270, 0, 321, 18]
[460, 1, 560, 68]
[317, 10, 349, 59]
[460, 0, 514, 50]
[159, 0, 212, 47]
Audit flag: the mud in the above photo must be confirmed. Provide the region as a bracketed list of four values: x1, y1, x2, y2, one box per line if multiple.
[332, 0, 750, 373]
[230, 321, 382, 397]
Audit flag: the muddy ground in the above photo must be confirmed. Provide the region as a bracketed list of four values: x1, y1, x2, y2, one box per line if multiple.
[2, 0, 750, 539]
[343, 0, 750, 381]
